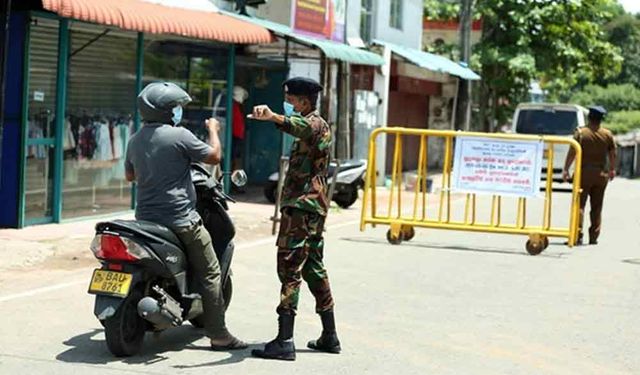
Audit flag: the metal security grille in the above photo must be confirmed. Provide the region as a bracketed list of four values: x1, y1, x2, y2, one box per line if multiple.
[67, 22, 137, 115]
[29, 17, 59, 124]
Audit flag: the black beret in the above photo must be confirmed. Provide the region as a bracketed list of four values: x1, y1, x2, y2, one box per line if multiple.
[587, 105, 607, 118]
[282, 77, 323, 96]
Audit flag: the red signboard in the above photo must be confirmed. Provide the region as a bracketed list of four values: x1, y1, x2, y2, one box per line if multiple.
[291, 0, 345, 42]
[293, 0, 327, 36]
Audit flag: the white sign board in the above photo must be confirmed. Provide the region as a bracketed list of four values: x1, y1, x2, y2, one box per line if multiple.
[33, 91, 45, 102]
[451, 137, 544, 198]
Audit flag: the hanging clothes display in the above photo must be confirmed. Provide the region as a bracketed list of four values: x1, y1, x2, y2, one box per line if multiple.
[27, 121, 46, 159]
[111, 122, 125, 160]
[111, 122, 131, 180]
[92, 121, 113, 161]
[63, 118, 76, 151]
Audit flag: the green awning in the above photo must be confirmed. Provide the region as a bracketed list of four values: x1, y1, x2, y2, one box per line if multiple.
[375, 40, 481, 80]
[225, 13, 385, 66]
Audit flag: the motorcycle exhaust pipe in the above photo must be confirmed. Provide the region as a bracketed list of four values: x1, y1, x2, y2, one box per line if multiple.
[137, 296, 183, 330]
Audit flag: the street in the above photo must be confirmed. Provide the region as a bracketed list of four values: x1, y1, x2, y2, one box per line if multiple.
[1, 178, 639, 375]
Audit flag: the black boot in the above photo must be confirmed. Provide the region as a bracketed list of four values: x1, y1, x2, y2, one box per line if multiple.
[251, 314, 296, 361]
[307, 310, 341, 354]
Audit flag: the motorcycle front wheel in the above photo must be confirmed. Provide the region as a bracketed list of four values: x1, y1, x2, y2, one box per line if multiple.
[104, 290, 146, 357]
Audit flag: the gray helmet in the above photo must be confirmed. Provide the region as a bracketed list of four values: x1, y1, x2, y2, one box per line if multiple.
[137, 82, 192, 124]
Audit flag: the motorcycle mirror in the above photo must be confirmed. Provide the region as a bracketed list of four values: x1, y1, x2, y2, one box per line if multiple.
[231, 170, 248, 187]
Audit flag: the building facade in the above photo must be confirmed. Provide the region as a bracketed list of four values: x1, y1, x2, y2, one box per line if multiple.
[0, 0, 479, 228]
[0, 1, 275, 228]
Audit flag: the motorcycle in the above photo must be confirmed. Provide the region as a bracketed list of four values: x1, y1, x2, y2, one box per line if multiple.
[264, 159, 367, 209]
[87, 164, 247, 357]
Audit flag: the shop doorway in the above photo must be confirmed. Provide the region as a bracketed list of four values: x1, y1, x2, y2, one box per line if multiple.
[23, 17, 59, 225]
[242, 66, 288, 184]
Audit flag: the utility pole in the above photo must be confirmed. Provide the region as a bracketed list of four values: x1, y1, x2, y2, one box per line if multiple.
[336, 61, 351, 159]
[455, 0, 472, 131]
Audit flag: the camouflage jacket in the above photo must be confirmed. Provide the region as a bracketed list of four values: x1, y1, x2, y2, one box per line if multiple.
[276, 110, 332, 216]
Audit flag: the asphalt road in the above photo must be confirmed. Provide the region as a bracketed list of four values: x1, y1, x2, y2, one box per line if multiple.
[0, 178, 639, 375]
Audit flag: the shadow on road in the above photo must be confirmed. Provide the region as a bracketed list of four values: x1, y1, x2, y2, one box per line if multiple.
[341, 237, 571, 258]
[55, 326, 214, 366]
[172, 343, 263, 368]
[622, 258, 640, 265]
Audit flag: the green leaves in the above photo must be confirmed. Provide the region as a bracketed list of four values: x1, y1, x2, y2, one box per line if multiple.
[571, 84, 640, 112]
[470, 0, 622, 127]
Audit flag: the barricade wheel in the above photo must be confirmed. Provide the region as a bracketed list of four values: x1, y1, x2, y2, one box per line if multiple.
[543, 236, 549, 249]
[525, 239, 545, 256]
[401, 226, 415, 241]
[386, 229, 402, 245]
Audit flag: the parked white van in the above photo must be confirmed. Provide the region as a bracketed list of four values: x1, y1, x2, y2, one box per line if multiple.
[512, 103, 589, 182]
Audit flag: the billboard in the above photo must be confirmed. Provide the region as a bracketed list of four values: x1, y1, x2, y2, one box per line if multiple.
[291, 0, 346, 42]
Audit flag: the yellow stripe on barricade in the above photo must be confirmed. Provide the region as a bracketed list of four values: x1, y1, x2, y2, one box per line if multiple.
[360, 128, 583, 255]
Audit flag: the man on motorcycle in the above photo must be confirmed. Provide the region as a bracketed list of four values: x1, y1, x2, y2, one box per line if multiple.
[125, 82, 247, 350]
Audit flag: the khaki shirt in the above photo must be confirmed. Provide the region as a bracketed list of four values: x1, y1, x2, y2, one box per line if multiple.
[574, 126, 615, 171]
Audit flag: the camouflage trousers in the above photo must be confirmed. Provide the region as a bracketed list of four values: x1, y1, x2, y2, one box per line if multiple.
[276, 207, 334, 315]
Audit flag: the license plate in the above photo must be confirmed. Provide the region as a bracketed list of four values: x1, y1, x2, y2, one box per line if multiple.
[88, 269, 132, 297]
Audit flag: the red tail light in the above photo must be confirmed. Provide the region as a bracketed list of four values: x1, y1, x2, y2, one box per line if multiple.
[91, 234, 151, 262]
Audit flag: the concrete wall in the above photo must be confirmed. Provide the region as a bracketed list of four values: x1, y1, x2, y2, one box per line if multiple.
[372, 0, 422, 49]
[346, 0, 363, 45]
[255, 0, 293, 26]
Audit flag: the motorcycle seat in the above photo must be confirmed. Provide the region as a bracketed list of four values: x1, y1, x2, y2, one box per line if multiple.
[99, 220, 183, 248]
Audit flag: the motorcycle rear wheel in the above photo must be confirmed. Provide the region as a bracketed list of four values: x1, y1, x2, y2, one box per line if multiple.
[264, 184, 277, 204]
[104, 290, 146, 357]
[334, 185, 358, 209]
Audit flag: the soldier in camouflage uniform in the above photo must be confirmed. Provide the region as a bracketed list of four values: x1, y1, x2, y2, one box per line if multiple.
[249, 77, 340, 361]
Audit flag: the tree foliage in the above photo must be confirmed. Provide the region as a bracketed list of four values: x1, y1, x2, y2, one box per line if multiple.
[570, 84, 640, 112]
[601, 13, 640, 87]
[602, 111, 640, 134]
[423, 0, 460, 20]
[474, 0, 622, 130]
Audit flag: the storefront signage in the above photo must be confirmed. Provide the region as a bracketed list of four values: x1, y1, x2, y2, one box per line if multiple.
[291, 0, 345, 42]
[451, 137, 543, 198]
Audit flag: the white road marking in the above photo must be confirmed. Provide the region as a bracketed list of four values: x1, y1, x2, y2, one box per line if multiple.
[0, 280, 87, 303]
[0, 219, 362, 303]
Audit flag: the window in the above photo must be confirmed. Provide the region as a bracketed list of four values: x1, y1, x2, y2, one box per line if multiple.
[63, 22, 138, 218]
[25, 17, 59, 221]
[360, 0, 374, 43]
[390, 0, 403, 30]
[515, 110, 578, 136]
[143, 36, 229, 143]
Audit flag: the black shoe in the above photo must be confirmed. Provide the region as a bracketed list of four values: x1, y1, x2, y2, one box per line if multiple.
[589, 239, 598, 245]
[307, 310, 341, 354]
[252, 314, 296, 361]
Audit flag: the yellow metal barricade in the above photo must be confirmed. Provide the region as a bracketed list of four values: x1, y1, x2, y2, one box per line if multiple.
[360, 128, 583, 255]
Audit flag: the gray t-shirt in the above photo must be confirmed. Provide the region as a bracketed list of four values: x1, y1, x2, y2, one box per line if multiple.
[125, 123, 212, 229]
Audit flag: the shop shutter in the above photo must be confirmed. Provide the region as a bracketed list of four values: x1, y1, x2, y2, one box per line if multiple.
[67, 22, 137, 116]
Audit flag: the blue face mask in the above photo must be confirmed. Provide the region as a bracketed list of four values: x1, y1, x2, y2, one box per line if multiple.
[171, 106, 183, 125]
[283, 101, 299, 117]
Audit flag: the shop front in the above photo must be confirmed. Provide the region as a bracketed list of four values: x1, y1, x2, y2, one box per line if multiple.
[371, 40, 481, 174]
[0, 1, 273, 228]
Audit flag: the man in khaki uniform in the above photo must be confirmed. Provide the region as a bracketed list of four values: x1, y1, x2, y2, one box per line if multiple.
[563, 105, 616, 245]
